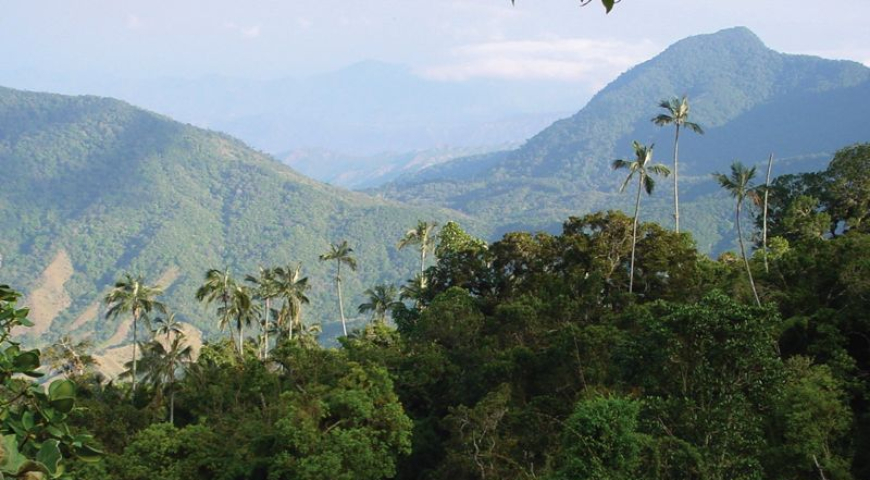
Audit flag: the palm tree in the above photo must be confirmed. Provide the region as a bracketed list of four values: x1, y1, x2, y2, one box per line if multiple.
[196, 268, 237, 342]
[398, 221, 438, 283]
[104, 273, 166, 392]
[246, 267, 279, 359]
[762, 153, 774, 273]
[153, 311, 184, 344]
[272, 263, 310, 343]
[44, 336, 97, 379]
[652, 95, 704, 233]
[228, 284, 259, 356]
[400, 274, 427, 310]
[612, 141, 671, 294]
[358, 284, 402, 325]
[137, 334, 192, 425]
[319, 241, 357, 337]
[713, 162, 762, 306]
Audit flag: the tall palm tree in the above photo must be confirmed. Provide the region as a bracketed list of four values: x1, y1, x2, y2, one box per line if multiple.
[319, 241, 357, 337]
[246, 267, 279, 359]
[104, 273, 166, 392]
[358, 284, 402, 325]
[228, 284, 259, 356]
[272, 263, 310, 343]
[713, 162, 762, 306]
[612, 141, 671, 294]
[196, 268, 237, 342]
[398, 221, 439, 283]
[153, 311, 184, 344]
[652, 95, 704, 233]
[137, 334, 192, 425]
[762, 153, 774, 273]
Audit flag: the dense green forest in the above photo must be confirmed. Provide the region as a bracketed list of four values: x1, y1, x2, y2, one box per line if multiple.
[2, 143, 868, 479]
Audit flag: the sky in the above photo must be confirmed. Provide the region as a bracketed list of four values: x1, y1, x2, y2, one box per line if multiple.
[2, 0, 869, 95]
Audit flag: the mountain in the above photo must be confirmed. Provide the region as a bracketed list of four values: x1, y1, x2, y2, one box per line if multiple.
[0, 86, 474, 346]
[375, 27, 870, 251]
[0, 61, 580, 156]
[278, 144, 516, 189]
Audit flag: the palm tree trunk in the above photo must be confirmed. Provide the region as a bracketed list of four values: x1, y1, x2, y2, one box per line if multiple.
[132, 309, 139, 393]
[170, 389, 175, 425]
[263, 298, 270, 359]
[763, 153, 773, 273]
[736, 201, 761, 306]
[336, 262, 347, 336]
[420, 248, 426, 279]
[673, 124, 681, 233]
[238, 320, 244, 356]
[629, 174, 643, 294]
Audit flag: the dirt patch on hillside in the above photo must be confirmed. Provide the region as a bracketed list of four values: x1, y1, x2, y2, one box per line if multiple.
[22, 249, 74, 337]
[70, 302, 101, 331]
[94, 322, 203, 381]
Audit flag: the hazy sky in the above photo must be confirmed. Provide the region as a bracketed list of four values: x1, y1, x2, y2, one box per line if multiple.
[2, 0, 869, 93]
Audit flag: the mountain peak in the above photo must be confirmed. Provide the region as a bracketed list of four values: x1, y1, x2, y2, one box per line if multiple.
[662, 26, 769, 58]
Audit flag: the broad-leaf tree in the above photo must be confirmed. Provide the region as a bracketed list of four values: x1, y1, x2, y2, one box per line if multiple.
[612, 141, 670, 294]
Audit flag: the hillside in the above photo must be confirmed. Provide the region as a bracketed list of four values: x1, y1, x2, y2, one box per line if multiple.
[0, 86, 471, 346]
[377, 27, 870, 251]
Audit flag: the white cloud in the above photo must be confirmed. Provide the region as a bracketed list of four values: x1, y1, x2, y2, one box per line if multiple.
[225, 22, 261, 39]
[417, 37, 659, 85]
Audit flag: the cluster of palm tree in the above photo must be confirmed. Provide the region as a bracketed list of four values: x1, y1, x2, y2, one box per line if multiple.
[103, 275, 192, 422]
[98, 219, 444, 402]
[615, 95, 770, 304]
[196, 265, 312, 359]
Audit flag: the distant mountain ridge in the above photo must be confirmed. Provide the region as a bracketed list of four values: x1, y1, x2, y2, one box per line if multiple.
[377, 27, 870, 250]
[0, 60, 581, 156]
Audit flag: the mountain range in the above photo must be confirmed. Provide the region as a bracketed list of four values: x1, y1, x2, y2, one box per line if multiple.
[2, 27, 869, 347]
[0, 61, 579, 156]
[376, 27, 870, 251]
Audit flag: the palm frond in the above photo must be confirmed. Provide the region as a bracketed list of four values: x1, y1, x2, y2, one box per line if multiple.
[685, 121, 704, 134]
[651, 114, 674, 126]
[643, 174, 656, 195]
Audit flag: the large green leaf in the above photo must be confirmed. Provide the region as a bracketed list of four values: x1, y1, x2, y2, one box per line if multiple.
[12, 351, 40, 373]
[47, 380, 76, 414]
[0, 434, 25, 475]
[35, 439, 62, 477]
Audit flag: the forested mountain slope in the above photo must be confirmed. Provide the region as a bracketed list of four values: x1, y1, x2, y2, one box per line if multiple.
[0, 86, 467, 344]
[377, 27, 870, 250]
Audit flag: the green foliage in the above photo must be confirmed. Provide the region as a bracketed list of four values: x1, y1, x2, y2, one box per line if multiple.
[0, 286, 100, 479]
[548, 394, 644, 480]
